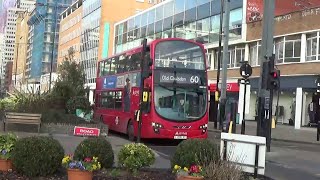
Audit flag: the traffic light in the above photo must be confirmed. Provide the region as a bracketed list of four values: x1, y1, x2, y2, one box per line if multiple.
[268, 69, 280, 90]
[141, 39, 152, 79]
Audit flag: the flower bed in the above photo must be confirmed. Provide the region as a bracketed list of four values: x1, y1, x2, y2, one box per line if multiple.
[0, 168, 176, 180]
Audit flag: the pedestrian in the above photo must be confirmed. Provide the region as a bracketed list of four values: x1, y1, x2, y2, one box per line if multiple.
[124, 77, 131, 112]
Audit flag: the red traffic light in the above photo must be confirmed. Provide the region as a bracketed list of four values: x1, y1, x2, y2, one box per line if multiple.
[273, 72, 277, 78]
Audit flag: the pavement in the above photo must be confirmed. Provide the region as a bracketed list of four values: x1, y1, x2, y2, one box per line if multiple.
[208, 121, 320, 144]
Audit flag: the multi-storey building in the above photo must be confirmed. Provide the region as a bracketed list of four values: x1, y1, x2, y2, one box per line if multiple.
[81, 0, 158, 103]
[208, 0, 320, 129]
[58, 0, 82, 65]
[12, 10, 32, 91]
[4, 61, 13, 93]
[26, 0, 74, 86]
[113, 0, 244, 54]
[0, 34, 5, 89]
[3, 0, 35, 72]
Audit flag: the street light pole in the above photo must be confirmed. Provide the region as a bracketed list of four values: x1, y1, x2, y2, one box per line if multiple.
[49, 4, 58, 92]
[214, 0, 224, 129]
[256, 0, 275, 152]
[218, 0, 230, 131]
[14, 44, 19, 86]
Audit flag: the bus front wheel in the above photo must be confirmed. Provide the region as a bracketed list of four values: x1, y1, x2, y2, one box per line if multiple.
[127, 120, 135, 141]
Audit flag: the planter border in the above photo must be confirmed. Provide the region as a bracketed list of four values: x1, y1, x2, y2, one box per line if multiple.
[41, 122, 108, 136]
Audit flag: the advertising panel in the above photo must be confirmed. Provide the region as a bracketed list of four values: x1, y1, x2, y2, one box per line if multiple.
[246, 0, 320, 23]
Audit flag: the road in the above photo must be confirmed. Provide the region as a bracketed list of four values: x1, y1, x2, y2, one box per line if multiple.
[140, 132, 320, 180]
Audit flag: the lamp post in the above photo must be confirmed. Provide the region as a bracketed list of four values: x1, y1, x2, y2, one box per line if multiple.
[215, 0, 224, 129]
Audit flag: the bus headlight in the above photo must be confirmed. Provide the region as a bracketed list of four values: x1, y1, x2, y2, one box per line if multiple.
[152, 122, 163, 134]
[199, 124, 208, 134]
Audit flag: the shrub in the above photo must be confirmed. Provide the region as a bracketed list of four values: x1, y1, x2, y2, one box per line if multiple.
[0, 133, 18, 160]
[66, 96, 91, 114]
[171, 139, 219, 168]
[118, 143, 155, 173]
[74, 137, 114, 168]
[204, 159, 243, 180]
[41, 109, 91, 125]
[11, 136, 64, 177]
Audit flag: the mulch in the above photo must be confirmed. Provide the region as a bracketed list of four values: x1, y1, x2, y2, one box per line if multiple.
[0, 169, 176, 180]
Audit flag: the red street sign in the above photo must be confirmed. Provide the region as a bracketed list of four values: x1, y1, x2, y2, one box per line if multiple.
[73, 126, 100, 137]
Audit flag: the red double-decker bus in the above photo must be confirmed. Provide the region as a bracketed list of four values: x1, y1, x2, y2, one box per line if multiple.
[94, 38, 208, 140]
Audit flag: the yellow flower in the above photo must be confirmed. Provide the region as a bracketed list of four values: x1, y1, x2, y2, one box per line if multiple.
[62, 157, 70, 164]
[93, 157, 98, 161]
[183, 167, 188, 172]
[97, 162, 101, 169]
[92, 164, 97, 170]
[174, 165, 181, 170]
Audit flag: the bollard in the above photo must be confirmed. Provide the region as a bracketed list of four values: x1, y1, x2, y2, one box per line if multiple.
[317, 121, 320, 141]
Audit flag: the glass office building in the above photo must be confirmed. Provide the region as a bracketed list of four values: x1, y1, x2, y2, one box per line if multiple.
[114, 0, 243, 54]
[26, 0, 74, 81]
[80, 0, 101, 84]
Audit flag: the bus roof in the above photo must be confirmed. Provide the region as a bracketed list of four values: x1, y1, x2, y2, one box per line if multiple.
[100, 38, 205, 62]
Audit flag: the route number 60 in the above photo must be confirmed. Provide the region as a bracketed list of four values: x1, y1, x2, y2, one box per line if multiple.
[190, 76, 199, 83]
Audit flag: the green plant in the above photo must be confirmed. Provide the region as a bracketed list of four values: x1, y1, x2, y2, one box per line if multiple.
[11, 136, 64, 177]
[0, 98, 16, 111]
[66, 96, 91, 114]
[118, 143, 155, 173]
[173, 164, 205, 177]
[110, 168, 121, 177]
[74, 137, 114, 168]
[51, 60, 89, 105]
[41, 109, 92, 125]
[171, 139, 219, 168]
[0, 133, 18, 160]
[62, 155, 101, 172]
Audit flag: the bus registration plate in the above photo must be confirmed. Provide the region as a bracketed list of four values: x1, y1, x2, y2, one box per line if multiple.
[174, 136, 187, 139]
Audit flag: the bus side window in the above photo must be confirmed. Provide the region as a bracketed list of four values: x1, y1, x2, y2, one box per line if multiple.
[103, 60, 110, 76]
[114, 56, 120, 74]
[99, 62, 104, 76]
[131, 54, 141, 71]
[115, 91, 123, 109]
[123, 56, 129, 72]
[110, 58, 116, 75]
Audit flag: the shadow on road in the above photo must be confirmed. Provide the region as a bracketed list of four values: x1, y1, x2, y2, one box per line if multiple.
[108, 130, 182, 146]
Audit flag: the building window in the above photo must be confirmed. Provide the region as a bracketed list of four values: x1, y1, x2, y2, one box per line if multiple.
[249, 41, 261, 66]
[214, 45, 244, 69]
[306, 32, 319, 61]
[275, 35, 301, 63]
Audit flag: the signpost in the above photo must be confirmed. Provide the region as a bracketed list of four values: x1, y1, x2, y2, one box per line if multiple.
[238, 62, 252, 134]
[316, 77, 320, 141]
[73, 126, 100, 137]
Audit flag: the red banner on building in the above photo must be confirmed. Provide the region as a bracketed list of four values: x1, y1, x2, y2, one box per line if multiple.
[246, 0, 320, 23]
[74, 126, 100, 137]
[209, 83, 240, 92]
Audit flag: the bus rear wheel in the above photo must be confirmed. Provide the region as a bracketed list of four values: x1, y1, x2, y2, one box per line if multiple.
[127, 120, 135, 141]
